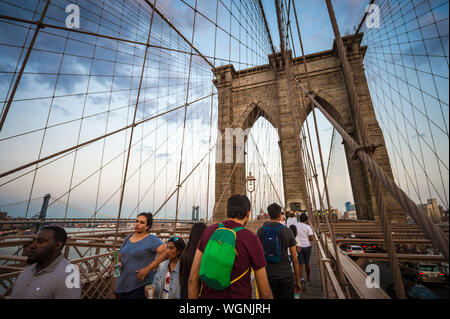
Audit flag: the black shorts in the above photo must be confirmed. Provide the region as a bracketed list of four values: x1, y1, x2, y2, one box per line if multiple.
[298, 246, 312, 265]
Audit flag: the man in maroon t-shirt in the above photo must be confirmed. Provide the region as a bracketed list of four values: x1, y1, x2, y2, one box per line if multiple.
[188, 194, 273, 299]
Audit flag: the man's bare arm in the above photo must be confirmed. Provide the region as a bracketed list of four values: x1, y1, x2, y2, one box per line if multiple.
[253, 267, 273, 299]
[289, 246, 301, 292]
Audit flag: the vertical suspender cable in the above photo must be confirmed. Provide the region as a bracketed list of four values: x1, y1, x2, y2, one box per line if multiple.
[175, 0, 198, 228]
[324, 0, 407, 298]
[113, 0, 157, 249]
[291, 0, 349, 297]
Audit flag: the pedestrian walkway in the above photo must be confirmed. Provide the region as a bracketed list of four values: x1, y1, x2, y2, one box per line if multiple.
[300, 245, 325, 299]
[247, 220, 325, 299]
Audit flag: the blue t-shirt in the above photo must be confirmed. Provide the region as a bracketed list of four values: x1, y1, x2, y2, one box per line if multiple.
[115, 234, 164, 293]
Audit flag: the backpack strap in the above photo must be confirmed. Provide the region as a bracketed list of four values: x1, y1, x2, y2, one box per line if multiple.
[200, 267, 249, 293]
[215, 223, 244, 240]
[217, 223, 244, 232]
[233, 226, 245, 232]
[216, 223, 239, 241]
[230, 267, 250, 284]
[216, 223, 247, 285]
[251, 267, 259, 299]
[263, 223, 283, 231]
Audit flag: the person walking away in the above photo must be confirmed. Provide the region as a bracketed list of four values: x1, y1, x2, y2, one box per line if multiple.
[154, 236, 186, 299]
[288, 224, 301, 264]
[188, 194, 273, 299]
[286, 211, 297, 228]
[179, 222, 207, 298]
[10, 226, 81, 299]
[280, 212, 286, 225]
[296, 213, 314, 289]
[114, 212, 167, 299]
[257, 203, 301, 299]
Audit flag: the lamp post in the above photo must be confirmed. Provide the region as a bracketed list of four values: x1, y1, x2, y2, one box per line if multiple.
[246, 171, 256, 220]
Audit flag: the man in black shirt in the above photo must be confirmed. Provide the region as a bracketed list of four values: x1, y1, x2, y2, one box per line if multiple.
[257, 203, 301, 299]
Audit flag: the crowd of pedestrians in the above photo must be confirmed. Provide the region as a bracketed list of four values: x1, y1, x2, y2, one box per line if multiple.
[9, 194, 315, 300]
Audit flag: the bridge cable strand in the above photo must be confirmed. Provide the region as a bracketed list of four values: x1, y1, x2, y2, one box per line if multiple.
[113, 0, 159, 248]
[279, 0, 333, 296]
[358, 0, 449, 210]
[325, 0, 410, 298]
[0, 0, 51, 133]
[288, 0, 351, 297]
[5, 96, 200, 226]
[0, 0, 272, 249]
[290, 73, 450, 263]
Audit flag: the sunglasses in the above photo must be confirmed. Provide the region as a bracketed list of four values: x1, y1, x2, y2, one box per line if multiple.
[169, 236, 180, 242]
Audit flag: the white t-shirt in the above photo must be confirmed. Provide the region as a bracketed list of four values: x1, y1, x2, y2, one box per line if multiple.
[296, 222, 313, 248]
[286, 217, 297, 228]
[162, 271, 170, 299]
[287, 237, 301, 256]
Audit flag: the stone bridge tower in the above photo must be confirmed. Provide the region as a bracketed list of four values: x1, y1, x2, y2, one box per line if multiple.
[212, 34, 406, 224]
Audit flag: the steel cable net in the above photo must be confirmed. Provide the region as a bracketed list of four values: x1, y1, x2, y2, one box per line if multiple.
[321, 128, 353, 214]
[0, 0, 274, 222]
[246, 116, 285, 218]
[359, 0, 449, 212]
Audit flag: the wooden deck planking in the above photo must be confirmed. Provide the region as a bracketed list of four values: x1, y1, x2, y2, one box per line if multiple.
[300, 247, 325, 299]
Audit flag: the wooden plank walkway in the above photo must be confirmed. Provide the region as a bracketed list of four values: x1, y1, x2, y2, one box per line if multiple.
[250, 246, 325, 299]
[247, 221, 325, 299]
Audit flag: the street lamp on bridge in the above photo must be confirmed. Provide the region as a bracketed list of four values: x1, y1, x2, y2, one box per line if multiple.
[246, 171, 256, 220]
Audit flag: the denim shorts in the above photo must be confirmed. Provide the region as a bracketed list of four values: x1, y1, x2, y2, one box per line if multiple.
[298, 246, 312, 265]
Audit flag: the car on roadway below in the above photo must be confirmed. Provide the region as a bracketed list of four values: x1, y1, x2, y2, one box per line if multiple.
[416, 263, 448, 284]
[406, 284, 437, 299]
[346, 245, 365, 254]
[386, 282, 437, 299]
[400, 263, 448, 284]
[360, 243, 386, 253]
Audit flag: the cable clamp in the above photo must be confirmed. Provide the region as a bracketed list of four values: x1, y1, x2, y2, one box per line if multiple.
[352, 143, 383, 160]
[36, 21, 46, 29]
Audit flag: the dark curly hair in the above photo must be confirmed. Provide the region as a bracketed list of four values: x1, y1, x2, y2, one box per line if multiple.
[267, 203, 282, 220]
[227, 194, 250, 219]
[137, 212, 153, 231]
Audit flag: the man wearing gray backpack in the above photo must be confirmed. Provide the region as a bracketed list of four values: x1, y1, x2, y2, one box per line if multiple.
[257, 203, 302, 299]
[188, 194, 273, 299]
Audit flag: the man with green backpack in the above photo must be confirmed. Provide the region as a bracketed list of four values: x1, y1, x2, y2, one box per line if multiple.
[188, 194, 273, 299]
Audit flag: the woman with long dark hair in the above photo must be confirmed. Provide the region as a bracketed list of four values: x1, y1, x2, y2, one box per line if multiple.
[178, 222, 207, 298]
[114, 212, 167, 299]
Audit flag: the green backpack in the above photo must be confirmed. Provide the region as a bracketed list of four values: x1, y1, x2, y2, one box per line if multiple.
[199, 223, 246, 291]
